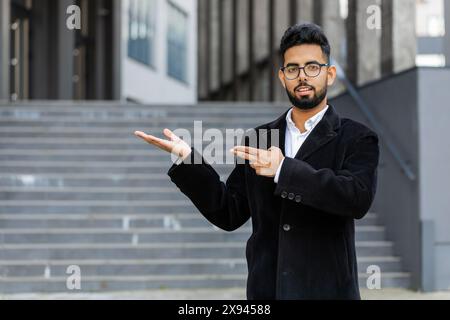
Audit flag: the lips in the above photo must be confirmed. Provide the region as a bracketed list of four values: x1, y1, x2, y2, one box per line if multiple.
[296, 86, 314, 96]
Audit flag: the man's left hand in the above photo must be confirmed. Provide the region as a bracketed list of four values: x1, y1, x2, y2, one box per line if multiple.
[231, 146, 285, 178]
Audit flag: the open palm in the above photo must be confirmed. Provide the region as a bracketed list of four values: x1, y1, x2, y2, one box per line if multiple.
[134, 128, 192, 160]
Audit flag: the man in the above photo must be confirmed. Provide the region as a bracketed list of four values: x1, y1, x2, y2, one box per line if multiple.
[135, 23, 379, 300]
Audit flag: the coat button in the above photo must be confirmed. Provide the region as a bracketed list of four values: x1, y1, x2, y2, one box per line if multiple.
[281, 191, 288, 199]
[283, 224, 291, 232]
[288, 193, 295, 200]
[295, 195, 302, 203]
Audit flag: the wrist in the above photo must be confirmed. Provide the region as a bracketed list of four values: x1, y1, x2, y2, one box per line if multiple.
[180, 147, 192, 161]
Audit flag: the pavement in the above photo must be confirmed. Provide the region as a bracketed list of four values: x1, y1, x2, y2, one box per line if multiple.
[1, 288, 450, 300]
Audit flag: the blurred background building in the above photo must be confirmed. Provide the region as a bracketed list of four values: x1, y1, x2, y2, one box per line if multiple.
[0, 0, 197, 104]
[0, 0, 450, 296]
[197, 0, 450, 101]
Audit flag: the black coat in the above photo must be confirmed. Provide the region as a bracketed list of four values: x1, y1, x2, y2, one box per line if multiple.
[167, 104, 380, 300]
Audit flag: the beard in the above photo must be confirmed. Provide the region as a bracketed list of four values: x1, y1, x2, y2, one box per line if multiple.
[286, 83, 327, 111]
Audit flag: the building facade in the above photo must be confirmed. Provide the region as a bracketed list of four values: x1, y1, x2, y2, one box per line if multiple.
[197, 0, 450, 102]
[0, 0, 198, 104]
[122, 0, 197, 104]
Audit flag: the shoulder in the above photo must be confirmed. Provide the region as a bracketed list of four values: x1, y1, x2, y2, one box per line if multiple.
[340, 118, 379, 141]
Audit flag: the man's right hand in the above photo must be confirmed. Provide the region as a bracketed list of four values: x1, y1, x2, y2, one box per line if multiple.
[134, 129, 192, 161]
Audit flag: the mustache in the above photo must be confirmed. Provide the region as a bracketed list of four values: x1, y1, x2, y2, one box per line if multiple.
[294, 84, 315, 91]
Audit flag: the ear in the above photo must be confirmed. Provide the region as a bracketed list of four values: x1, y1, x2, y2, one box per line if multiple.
[278, 69, 286, 89]
[327, 65, 337, 86]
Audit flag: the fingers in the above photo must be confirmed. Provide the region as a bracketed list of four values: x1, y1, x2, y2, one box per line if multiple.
[233, 150, 258, 163]
[134, 130, 171, 152]
[232, 150, 270, 167]
[134, 131, 161, 144]
[163, 128, 180, 142]
[232, 146, 260, 155]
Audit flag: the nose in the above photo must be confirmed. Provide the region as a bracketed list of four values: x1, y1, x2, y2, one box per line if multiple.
[298, 68, 308, 81]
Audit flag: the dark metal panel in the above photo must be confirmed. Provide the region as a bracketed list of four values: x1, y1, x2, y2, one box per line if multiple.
[289, 0, 297, 26]
[111, 0, 122, 100]
[313, 0, 322, 26]
[346, 0, 358, 85]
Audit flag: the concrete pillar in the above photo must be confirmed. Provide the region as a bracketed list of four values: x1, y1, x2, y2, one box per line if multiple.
[356, 0, 381, 85]
[112, 0, 122, 101]
[237, 0, 249, 100]
[253, 0, 270, 101]
[322, 0, 347, 94]
[197, 0, 208, 99]
[222, 0, 233, 85]
[444, 0, 450, 66]
[56, 0, 75, 99]
[0, 0, 10, 102]
[254, 0, 269, 63]
[297, 0, 314, 23]
[209, 0, 220, 94]
[275, 0, 290, 44]
[393, 0, 416, 73]
[274, 0, 290, 102]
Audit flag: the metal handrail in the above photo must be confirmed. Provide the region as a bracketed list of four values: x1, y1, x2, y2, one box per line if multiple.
[332, 59, 417, 181]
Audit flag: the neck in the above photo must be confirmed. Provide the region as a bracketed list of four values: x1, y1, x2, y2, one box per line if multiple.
[291, 99, 328, 133]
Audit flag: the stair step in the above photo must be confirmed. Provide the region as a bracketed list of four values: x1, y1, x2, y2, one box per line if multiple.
[0, 241, 395, 260]
[0, 162, 234, 174]
[0, 273, 411, 294]
[0, 213, 381, 230]
[0, 256, 405, 277]
[0, 226, 385, 243]
[0, 102, 409, 292]
[0, 201, 201, 214]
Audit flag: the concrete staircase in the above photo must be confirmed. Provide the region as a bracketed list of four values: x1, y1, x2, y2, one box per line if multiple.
[0, 101, 411, 293]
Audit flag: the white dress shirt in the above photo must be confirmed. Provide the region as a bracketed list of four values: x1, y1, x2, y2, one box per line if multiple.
[274, 105, 329, 183]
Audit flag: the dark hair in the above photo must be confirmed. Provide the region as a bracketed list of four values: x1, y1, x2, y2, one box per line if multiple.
[279, 23, 331, 65]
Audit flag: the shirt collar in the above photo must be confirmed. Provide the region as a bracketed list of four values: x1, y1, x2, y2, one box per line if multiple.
[286, 105, 329, 134]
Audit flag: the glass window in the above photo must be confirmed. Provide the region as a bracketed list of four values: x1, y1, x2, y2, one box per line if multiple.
[416, 0, 445, 37]
[128, 0, 156, 66]
[167, 2, 188, 83]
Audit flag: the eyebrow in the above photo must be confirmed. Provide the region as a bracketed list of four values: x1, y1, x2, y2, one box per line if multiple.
[286, 60, 321, 67]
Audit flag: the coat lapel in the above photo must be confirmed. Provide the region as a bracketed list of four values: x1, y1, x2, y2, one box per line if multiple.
[267, 104, 341, 161]
[266, 108, 289, 153]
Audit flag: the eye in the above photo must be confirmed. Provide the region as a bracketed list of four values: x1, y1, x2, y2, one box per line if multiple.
[286, 66, 298, 74]
[306, 64, 320, 72]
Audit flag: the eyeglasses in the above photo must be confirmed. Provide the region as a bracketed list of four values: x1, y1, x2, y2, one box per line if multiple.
[280, 62, 329, 80]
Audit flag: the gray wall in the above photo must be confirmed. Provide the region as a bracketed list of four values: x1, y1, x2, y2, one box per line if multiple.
[445, 0, 450, 67]
[331, 67, 450, 291]
[417, 67, 450, 291]
[331, 68, 421, 290]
